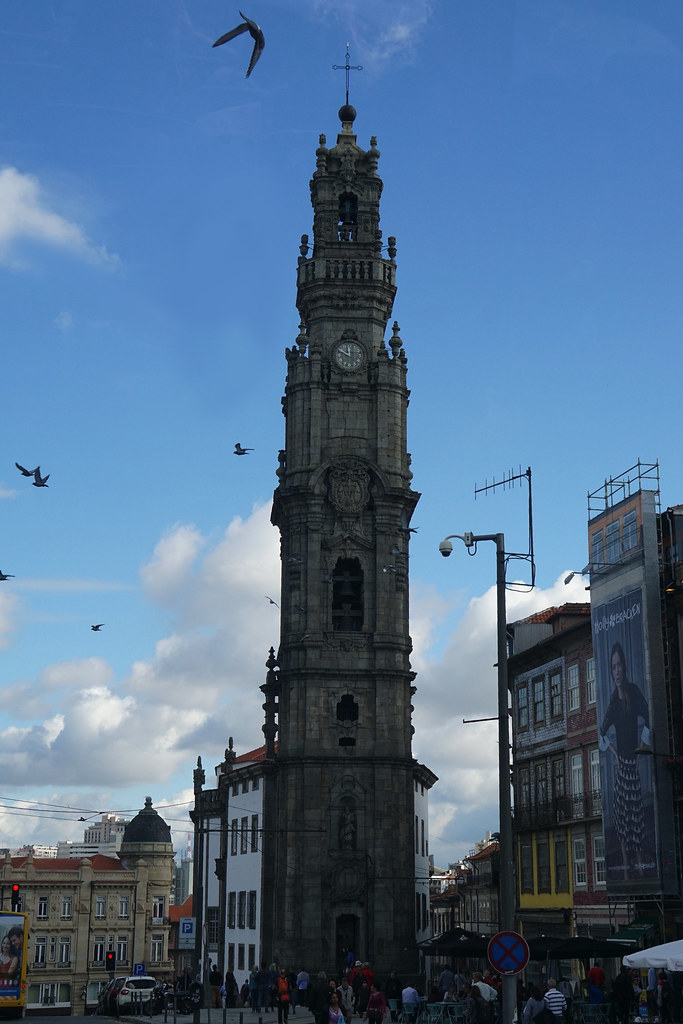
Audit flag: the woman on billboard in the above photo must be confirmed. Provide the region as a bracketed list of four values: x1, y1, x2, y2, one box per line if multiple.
[599, 641, 651, 874]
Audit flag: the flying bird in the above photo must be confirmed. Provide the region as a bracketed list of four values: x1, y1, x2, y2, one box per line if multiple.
[265, 596, 279, 608]
[91, 624, 105, 631]
[0, 570, 15, 581]
[32, 467, 49, 487]
[15, 462, 38, 477]
[234, 443, 254, 455]
[213, 11, 265, 79]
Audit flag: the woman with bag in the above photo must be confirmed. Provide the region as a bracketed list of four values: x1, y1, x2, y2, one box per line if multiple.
[365, 983, 387, 1024]
[522, 986, 546, 1024]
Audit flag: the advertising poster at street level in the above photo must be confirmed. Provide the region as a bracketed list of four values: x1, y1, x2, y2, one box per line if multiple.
[0, 912, 27, 1006]
[593, 587, 658, 886]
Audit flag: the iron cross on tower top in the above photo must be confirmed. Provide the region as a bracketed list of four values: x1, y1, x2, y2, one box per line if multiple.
[332, 43, 363, 105]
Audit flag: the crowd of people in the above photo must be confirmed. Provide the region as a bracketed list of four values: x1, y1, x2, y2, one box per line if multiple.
[194, 955, 683, 1024]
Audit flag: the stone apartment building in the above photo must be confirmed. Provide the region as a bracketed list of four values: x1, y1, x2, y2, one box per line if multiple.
[1, 798, 174, 1015]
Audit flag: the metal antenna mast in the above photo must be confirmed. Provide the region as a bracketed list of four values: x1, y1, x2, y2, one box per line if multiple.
[474, 465, 536, 590]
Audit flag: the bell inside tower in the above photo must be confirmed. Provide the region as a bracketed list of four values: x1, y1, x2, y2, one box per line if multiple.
[331, 557, 363, 630]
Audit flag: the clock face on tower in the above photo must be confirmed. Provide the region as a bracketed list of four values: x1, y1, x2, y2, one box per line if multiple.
[334, 340, 364, 371]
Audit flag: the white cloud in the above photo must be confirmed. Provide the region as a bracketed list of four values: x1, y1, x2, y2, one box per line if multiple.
[312, 0, 432, 66]
[0, 166, 120, 270]
[0, 494, 590, 865]
[413, 573, 589, 863]
[53, 310, 74, 332]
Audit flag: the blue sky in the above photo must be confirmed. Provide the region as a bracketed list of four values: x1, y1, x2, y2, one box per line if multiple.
[1, 0, 682, 865]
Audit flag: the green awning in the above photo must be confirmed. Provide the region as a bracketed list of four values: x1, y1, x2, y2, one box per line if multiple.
[610, 920, 657, 942]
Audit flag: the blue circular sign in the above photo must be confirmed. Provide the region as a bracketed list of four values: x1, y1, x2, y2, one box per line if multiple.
[487, 931, 530, 976]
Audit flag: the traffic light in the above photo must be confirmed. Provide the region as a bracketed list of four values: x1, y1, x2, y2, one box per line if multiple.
[105, 950, 116, 971]
[10, 884, 20, 912]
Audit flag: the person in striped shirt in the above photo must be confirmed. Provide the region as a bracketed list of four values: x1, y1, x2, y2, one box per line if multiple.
[544, 980, 567, 1021]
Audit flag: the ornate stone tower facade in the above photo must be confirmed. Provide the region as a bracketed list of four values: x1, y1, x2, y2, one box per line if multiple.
[262, 104, 424, 977]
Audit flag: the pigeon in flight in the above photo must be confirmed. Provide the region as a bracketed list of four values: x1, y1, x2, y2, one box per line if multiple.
[265, 595, 279, 608]
[91, 624, 105, 631]
[213, 11, 265, 79]
[15, 462, 38, 477]
[0, 570, 15, 581]
[32, 467, 50, 487]
[234, 443, 254, 455]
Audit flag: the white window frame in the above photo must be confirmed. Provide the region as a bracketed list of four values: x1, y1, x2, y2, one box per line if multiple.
[34, 937, 47, 965]
[573, 837, 587, 886]
[118, 895, 129, 919]
[150, 934, 164, 963]
[117, 935, 128, 965]
[567, 664, 580, 712]
[60, 895, 72, 920]
[37, 895, 49, 920]
[58, 936, 71, 965]
[95, 896, 106, 920]
[93, 936, 105, 964]
[593, 834, 606, 885]
[586, 657, 596, 705]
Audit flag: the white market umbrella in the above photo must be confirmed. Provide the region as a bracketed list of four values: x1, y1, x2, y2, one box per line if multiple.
[623, 940, 683, 971]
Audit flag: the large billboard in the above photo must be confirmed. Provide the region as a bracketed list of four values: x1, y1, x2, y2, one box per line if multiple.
[589, 473, 676, 894]
[593, 586, 657, 885]
[0, 912, 26, 1005]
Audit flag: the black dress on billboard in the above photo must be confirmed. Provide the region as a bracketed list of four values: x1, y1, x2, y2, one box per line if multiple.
[600, 682, 650, 853]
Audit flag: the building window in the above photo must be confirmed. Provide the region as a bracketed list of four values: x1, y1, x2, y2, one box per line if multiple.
[61, 895, 72, 920]
[241, 780, 249, 794]
[58, 936, 71, 965]
[555, 837, 569, 892]
[586, 658, 596, 705]
[252, 777, 259, 791]
[567, 664, 580, 712]
[622, 510, 638, 552]
[606, 519, 620, 563]
[248, 891, 257, 930]
[34, 937, 47, 965]
[227, 944, 235, 970]
[251, 814, 259, 852]
[207, 907, 220, 946]
[421, 819, 425, 857]
[533, 677, 544, 724]
[238, 891, 246, 930]
[593, 834, 606, 885]
[240, 817, 249, 854]
[238, 944, 245, 971]
[231, 819, 238, 856]
[518, 766, 530, 807]
[535, 762, 547, 806]
[93, 937, 105, 964]
[520, 842, 533, 893]
[552, 758, 565, 800]
[573, 837, 587, 886]
[536, 839, 550, 892]
[150, 934, 163, 963]
[591, 530, 604, 566]
[248, 944, 256, 969]
[37, 896, 49, 920]
[590, 747, 601, 795]
[95, 896, 106, 920]
[117, 936, 128, 964]
[415, 815, 419, 854]
[118, 896, 129, 919]
[49, 937, 56, 962]
[550, 671, 562, 718]
[152, 896, 165, 921]
[517, 685, 528, 730]
[228, 892, 236, 930]
[571, 752, 584, 815]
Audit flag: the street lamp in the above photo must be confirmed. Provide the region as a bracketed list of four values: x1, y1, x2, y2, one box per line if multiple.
[439, 532, 515, 1024]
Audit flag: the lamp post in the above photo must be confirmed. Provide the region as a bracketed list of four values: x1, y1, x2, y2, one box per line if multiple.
[439, 532, 515, 1024]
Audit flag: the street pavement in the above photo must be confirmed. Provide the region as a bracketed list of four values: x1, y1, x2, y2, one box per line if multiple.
[122, 1007, 319, 1024]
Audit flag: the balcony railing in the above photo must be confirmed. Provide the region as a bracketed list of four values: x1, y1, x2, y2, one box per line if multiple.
[513, 791, 602, 829]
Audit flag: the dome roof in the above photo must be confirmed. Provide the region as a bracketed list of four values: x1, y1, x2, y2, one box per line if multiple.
[121, 796, 172, 846]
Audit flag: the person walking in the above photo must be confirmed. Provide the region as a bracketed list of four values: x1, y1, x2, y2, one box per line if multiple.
[277, 968, 291, 1024]
[544, 979, 567, 1023]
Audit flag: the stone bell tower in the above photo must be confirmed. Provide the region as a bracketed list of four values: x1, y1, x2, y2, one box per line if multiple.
[261, 103, 425, 977]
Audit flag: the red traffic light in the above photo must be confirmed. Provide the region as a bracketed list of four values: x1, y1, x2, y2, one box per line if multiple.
[105, 950, 116, 969]
[10, 884, 21, 911]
